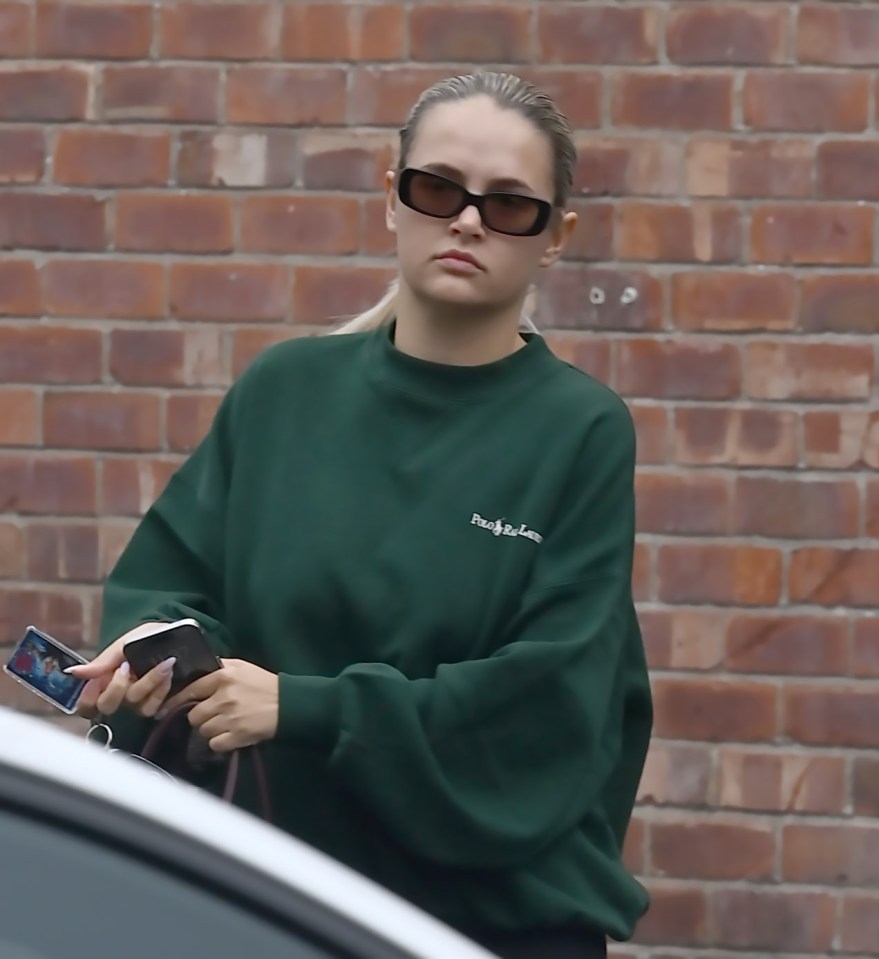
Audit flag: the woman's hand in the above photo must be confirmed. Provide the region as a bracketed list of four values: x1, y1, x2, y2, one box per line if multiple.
[160, 659, 279, 753]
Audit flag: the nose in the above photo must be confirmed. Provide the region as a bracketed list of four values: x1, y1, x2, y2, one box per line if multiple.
[451, 202, 485, 236]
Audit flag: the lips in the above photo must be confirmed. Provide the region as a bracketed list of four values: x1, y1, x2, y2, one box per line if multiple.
[435, 250, 484, 270]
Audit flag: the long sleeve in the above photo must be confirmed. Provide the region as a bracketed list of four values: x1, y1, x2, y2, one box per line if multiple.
[277, 400, 651, 870]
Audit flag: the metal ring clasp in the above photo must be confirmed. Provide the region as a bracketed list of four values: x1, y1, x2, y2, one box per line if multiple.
[86, 723, 114, 749]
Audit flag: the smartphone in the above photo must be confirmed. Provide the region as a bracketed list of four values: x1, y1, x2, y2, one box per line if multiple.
[3, 626, 88, 714]
[122, 618, 222, 696]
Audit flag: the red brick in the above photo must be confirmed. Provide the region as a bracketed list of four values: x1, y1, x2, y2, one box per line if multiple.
[725, 614, 849, 675]
[110, 329, 224, 388]
[735, 476, 860, 540]
[227, 67, 347, 126]
[803, 411, 879, 470]
[632, 885, 708, 947]
[642, 607, 730, 672]
[867, 484, 879, 540]
[540, 6, 657, 65]
[632, 542, 651, 601]
[799, 5, 879, 66]
[783, 824, 879, 885]
[517, 68, 603, 130]
[0, 193, 106, 251]
[629, 404, 668, 465]
[0, 586, 89, 648]
[101, 456, 180, 517]
[744, 72, 869, 132]
[659, 544, 782, 606]
[543, 334, 612, 385]
[817, 140, 879, 200]
[711, 889, 835, 952]
[652, 819, 775, 880]
[102, 66, 220, 123]
[116, 194, 234, 254]
[26, 522, 100, 583]
[0, 64, 91, 121]
[0, 522, 23, 577]
[621, 816, 645, 875]
[177, 130, 299, 189]
[853, 757, 879, 816]
[635, 472, 730, 535]
[293, 265, 397, 326]
[282, 3, 404, 61]
[537, 267, 664, 331]
[789, 548, 879, 608]
[166, 393, 223, 453]
[99, 519, 138, 578]
[717, 748, 846, 813]
[675, 407, 798, 467]
[54, 129, 170, 187]
[241, 196, 360, 255]
[672, 271, 796, 332]
[44, 392, 162, 452]
[231, 329, 300, 378]
[169, 263, 290, 323]
[842, 894, 879, 954]
[361, 196, 396, 258]
[667, 5, 788, 64]
[637, 742, 712, 805]
[576, 136, 683, 197]
[36, 2, 151, 58]
[349, 66, 457, 126]
[785, 684, 879, 747]
[0, 388, 39, 446]
[654, 677, 777, 742]
[302, 131, 395, 192]
[745, 341, 873, 400]
[160, 2, 277, 59]
[0, 326, 102, 384]
[613, 73, 733, 130]
[0, 261, 40, 316]
[413, 3, 532, 62]
[617, 202, 741, 263]
[751, 204, 873, 265]
[43, 259, 164, 319]
[561, 201, 614, 262]
[617, 339, 741, 400]
[687, 137, 812, 198]
[0, 128, 44, 183]
[0, 454, 96, 515]
[0, 1, 30, 55]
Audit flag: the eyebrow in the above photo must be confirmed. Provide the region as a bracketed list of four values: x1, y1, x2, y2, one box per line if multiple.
[420, 162, 538, 196]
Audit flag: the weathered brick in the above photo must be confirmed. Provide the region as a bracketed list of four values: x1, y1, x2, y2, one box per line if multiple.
[42, 259, 165, 319]
[745, 341, 874, 400]
[816, 140, 879, 200]
[799, 5, 879, 66]
[0, 64, 91, 121]
[169, 263, 290, 323]
[0, 326, 102, 383]
[413, 3, 533, 62]
[177, 130, 300, 190]
[842, 894, 879, 954]
[102, 66, 220, 123]
[652, 819, 775, 880]
[537, 267, 664, 331]
[687, 137, 812, 198]
[711, 890, 835, 953]
[789, 548, 879, 609]
[293, 265, 397, 325]
[672, 271, 796, 331]
[0, 128, 44, 183]
[0, 260, 40, 316]
[783, 823, 879, 885]
[0, 388, 39, 446]
[576, 136, 683, 197]
[786, 683, 879, 746]
[803, 411, 879, 470]
[240, 196, 360, 255]
[675, 407, 798, 467]
[636, 472, 730, 534]
[0, 193, 106, 251]
[652, 677, 777, 741]
[632, 885, 708, 947]
[658, 544, 782, 606]
[349, 66, 453, 126]
[35, 2, 152, 59]
[751, 204, 874, 265]
[613, 73, 734, 130]
[0, 1, 30, 56]
[744, 72, 869, 132]
[26, 522, 100, 583]
[227, 67, 347, 126]
[232, 329, 302, 379]
[517, 68, 603, 129]
[0, 454, 96, 515]
[44, 392, 162, 452]
[160, 3, 278, 59]
[544, 333, 613, 384]
[166, 393, 223, 452]
[617, 339, 741, 400]
[110, 329, 225, 388]
[853, 757, 879, 816]
[725, 613, 849, 675]
[637, 742, 712, 805]
[0, 521, 23, 577]
[101, 456, 180, 517]
[717, 748, 846, 813]
[540, 5, 658, 64]
[282, 3, 404, 61]
[54, 129, 170, 187]
[116, 194, 234, 254]
[668, 4, 788, 64]
[617, 202, 741, 263]
[735, 477, 859, 541]
[302, 131, 395, 191]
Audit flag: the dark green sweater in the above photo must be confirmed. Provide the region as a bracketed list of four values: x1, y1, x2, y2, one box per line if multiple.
[100, 323, 652, 940]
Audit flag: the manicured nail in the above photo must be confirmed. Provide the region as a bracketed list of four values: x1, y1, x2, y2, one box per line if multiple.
[117, 661, 130, 677]
[63, 665, 78, 674]
[159, 656, 177, 673]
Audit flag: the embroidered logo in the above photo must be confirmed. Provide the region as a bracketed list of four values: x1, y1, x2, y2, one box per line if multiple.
[470, 512, 543, 544]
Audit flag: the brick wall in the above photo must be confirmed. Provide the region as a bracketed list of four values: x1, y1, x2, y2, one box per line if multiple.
[1, 2, 877, 955]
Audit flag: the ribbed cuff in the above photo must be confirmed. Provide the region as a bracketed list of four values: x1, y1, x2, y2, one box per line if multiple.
[277, 673, 339, 748]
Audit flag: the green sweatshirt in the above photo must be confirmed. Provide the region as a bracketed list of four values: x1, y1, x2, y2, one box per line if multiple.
[100, 323, 652, 940]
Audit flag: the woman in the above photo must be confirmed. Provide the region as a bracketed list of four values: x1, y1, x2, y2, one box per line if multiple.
[70, 72, 652, 959]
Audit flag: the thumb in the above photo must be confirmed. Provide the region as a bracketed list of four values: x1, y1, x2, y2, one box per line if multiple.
[65, 636, 126, 678]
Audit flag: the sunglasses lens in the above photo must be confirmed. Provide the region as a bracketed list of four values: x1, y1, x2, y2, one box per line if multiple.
[406, 171, 465, 218]
[483, 194, 544, 236]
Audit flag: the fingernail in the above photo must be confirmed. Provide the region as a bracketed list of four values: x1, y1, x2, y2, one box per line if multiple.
[159, 656, 177, 672]
[63, 666, 78, 674]
[155, 707, 167, 720]
[117, 661, 130, 677]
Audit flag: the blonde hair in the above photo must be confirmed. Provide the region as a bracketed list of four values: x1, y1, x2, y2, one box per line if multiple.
[333, 71, 576, 336]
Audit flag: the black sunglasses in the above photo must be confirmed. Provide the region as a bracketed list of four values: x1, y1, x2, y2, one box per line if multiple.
[397, 168, 553, 237]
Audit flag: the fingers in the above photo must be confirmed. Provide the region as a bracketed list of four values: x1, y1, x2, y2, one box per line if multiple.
[66, 636, 126, 680]
[76, 676, 112, 719]
[161, 671, 220, 717]
[95, 661, 134, 717]
[125, 657, 176, 718]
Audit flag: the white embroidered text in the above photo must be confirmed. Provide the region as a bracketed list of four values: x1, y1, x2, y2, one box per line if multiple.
[470, 513, 543, 544]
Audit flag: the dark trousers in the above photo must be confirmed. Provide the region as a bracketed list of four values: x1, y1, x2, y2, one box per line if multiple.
[465, 926, 607, 959]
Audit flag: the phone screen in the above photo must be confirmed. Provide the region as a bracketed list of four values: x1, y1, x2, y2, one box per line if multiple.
[3, 627, 87, 714]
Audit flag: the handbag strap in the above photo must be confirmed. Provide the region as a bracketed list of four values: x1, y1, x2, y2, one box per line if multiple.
[140, 702, 273, 824]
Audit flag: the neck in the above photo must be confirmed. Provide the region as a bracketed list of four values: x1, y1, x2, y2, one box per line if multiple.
[392, 285, 527, 367]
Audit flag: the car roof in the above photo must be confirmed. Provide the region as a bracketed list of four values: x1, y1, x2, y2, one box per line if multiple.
[0, 706, 496, 959]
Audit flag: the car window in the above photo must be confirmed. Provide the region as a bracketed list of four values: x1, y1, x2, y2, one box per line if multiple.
[0, 807, 342, 959]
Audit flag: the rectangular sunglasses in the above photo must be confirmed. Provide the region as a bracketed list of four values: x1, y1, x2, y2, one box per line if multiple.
[397, 167, 553, 237]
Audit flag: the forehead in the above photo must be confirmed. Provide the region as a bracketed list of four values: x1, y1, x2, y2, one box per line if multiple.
[407, 96, 554, 195]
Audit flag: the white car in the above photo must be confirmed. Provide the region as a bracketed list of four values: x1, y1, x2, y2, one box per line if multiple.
[0, 706, 497, 959]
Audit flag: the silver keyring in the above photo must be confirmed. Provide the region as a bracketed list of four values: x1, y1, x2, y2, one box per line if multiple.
[86, 723, 113, 748]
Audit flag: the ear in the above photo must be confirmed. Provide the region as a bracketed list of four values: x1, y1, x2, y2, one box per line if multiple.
[538, 211, 578, 269]
[385, 170, 397, 234]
